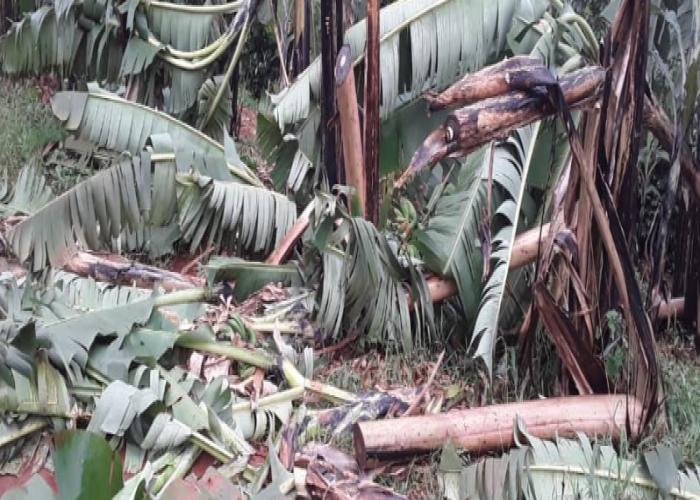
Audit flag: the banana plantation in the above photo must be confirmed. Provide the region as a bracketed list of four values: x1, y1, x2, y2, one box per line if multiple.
[0, 0, 699, 497]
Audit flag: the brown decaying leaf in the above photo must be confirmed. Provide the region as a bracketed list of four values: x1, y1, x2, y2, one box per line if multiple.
[533, 283, 607, 395]
[301, 444, 405, 500]
[593, 0, 661, 427]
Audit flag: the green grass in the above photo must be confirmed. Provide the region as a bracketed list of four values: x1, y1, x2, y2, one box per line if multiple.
[659, 341, 700, 464]
[0, 78, 65, 177]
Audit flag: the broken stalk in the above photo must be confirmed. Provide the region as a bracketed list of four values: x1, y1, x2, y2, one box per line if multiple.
[281, 358, 357, 404]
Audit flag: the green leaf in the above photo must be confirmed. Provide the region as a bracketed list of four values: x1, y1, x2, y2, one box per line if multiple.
[468, 124, 541, 376]
[168, 68, 206, 115]
[39, 295, 154, 374]
[203, 257, 303, 299]
[256, 112, 316, 193]
[119, 37, 161, 78]
[10, 352, 72, 416]
[0, 6, 81, 75]
[413, 156, 484, 319]
[87, 380, 158, 436]
[7, 154, 157, 271]
[271, 0, 529, 129]
[0, 163, 54, 216]
[53, 430, 124, 500]
[90, 328, 179, 381]
[146, 4, 217, 52]
[196, 76, 233, 143]
[177, 172, 297, 257]
[50, 87, 260, 186]
[0, 321, 36, 385]
[445, 421, 700, 500]
[317, 217, 420, 349]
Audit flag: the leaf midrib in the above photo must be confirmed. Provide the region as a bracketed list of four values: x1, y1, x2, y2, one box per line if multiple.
[440, 174, 482, 276]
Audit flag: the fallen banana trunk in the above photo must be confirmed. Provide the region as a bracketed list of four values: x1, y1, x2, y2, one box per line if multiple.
[396, 66, 605, 187]
[63, 251, 204, 291]
[54, 237, 689, 320]
[400, 64, 700, 201]
[424, 55, 545, 111]
[353, 394, 642, 469]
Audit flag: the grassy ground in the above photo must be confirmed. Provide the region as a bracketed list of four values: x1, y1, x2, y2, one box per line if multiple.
[0, 78, 64, 177]
[659, 339, 700, 464]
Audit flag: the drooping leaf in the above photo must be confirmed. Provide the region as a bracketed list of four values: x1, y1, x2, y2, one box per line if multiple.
[412, 117, 557, 373]
[53, 430, 124, 500]
[0, 163, 54, 216]
[50, 86, 260, 185]
[146, 4, 218, 52]
[0, 6, 82, 75]
[7, 154, 156, 271]
[317, 217, 418, 349]
[256, 111, 317, 193]
[196, 76, 233, 142]
[468, 124, 542, 376]
[119, 37, 161, 78]
[177, 172, 297, 257]
[413, 156, 484, 317]
[168, 67, 206, 115]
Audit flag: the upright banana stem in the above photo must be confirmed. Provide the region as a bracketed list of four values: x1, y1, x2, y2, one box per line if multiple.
[364, 0, 381, 224]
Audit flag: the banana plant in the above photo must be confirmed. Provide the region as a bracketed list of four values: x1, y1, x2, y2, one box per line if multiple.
[271, 0, 549, 129]
[404, 1, 595, 375]
[0, 0, 260, 141]
[261, 0, 596, 206]
[411, 125, 546, 375]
